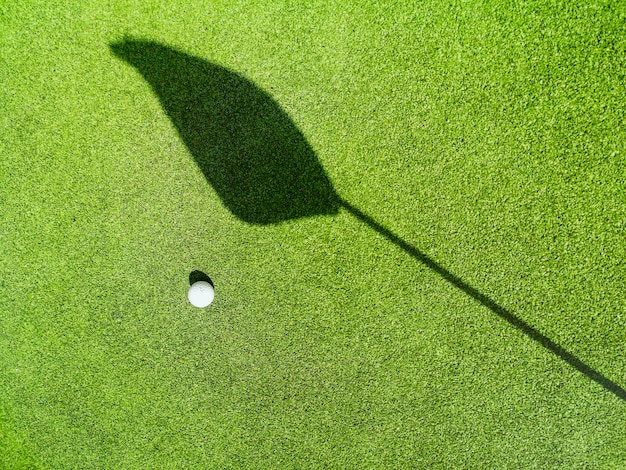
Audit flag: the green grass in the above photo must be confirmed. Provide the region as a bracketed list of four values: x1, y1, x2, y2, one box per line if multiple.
[2, 0, 625, 468]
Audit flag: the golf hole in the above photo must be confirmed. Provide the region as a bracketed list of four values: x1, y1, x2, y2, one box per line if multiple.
[188, 271, 214, 308]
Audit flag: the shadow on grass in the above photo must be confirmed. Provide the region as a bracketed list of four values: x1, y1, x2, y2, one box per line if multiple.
[110, 39, 339, 225]
[110, 38, 625, 402]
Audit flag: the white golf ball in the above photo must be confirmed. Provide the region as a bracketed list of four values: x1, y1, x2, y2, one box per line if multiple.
[188, 281, 215, 308]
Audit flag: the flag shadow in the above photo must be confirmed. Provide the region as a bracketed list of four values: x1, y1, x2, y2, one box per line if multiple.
[110, 38, 625, 402]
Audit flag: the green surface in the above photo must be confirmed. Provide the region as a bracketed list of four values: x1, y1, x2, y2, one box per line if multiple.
[2, 0, 625, 467]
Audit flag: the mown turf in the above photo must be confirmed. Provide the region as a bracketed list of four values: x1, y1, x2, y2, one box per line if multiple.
[1, 0, 625, 468]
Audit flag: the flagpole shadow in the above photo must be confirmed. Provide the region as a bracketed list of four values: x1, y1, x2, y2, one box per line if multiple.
[110, 38, 625, 402]
[339, 198, 625, 401]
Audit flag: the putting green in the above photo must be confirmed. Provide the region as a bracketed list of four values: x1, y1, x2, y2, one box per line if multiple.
[2, 1, 625, 468]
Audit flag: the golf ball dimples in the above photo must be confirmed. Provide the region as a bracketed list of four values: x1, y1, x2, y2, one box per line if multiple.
[188, 281, 214, 307]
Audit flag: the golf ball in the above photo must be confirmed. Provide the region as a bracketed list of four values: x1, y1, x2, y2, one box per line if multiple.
[188, 281, 214, 308]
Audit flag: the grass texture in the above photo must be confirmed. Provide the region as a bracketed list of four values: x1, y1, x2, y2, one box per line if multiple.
[2, 0, 625, 468]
